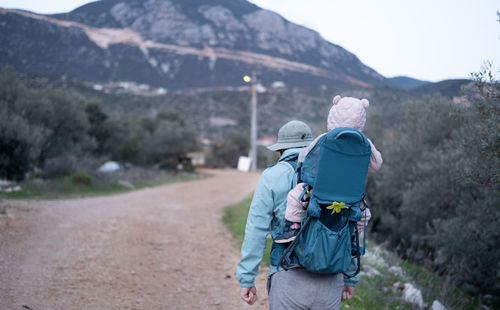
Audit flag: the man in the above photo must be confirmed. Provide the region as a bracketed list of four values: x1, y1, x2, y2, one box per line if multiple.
[236, 120, 358, 310]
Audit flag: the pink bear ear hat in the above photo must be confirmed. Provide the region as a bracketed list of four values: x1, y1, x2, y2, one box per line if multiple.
[327, 95, 370, 131]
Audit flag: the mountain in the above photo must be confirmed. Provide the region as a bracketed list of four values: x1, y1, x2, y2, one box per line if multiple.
[0, 0, 385, 90]
[411, 79, 472, 97]
[388, 76, 430, 90]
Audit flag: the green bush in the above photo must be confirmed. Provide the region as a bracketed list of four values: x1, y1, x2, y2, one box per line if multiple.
[0, 68, 199, 178]
[142, 108, 198, 169]
[70, 170, 93, 186]
[368, 89, 500, 295]
[0, 112, 44, 180]
[207, 130, 250, 168]
[0, 67, 96, 179]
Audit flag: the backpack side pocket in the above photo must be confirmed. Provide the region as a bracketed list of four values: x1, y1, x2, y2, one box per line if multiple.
[294, 218, 352, 274]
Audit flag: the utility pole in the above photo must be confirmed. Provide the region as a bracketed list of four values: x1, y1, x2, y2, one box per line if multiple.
[244, 73, 258, 171]
[250, 72, 258, 171]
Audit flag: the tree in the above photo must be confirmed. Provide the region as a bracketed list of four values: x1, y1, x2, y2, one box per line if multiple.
[106, 114, 149, 164]
[430, 65, 500, 294]
[0, 67, 45, 180]
[207, 130, 250, 168]
[86, 101, 113, 155]
[0, 68, 98, 178]
[0, 111, 45, 180]
[367, 96, 462, 240]
[39, 90, 95, 161]
[142, 108, 197, 168]
[367, 70, 500, 295]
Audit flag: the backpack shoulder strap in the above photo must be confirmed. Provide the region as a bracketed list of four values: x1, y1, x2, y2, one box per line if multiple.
[278, 158, 299, 189]
[278, 160, 297, 173]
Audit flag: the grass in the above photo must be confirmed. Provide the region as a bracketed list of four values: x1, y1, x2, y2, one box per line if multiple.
[223, 196, 252, 244]
[0, 171, 201, 200]
[222, 195, 273, 265]
[341, 276, 415, 310]
[223, 196, 486, 310]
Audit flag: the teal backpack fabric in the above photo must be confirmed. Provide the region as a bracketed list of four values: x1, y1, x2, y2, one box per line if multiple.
[278, 127, 371, 275]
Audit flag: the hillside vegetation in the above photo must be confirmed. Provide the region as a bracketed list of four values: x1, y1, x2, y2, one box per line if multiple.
[366, 66, 499, 299]
[0, 67, 197, 180]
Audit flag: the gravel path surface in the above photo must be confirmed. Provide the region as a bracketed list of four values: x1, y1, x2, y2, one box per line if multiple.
[0, 169, 269, 310]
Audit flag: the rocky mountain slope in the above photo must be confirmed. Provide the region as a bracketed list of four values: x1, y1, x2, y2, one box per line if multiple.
[0, 0, 386, 90]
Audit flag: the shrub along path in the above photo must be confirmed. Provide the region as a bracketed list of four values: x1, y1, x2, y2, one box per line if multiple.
[0, 169, 266, 310]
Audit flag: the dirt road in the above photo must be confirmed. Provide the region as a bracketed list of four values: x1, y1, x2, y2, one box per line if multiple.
[0, 169, 270, 310]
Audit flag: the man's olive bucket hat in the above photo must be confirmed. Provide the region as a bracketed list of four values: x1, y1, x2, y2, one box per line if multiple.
[267, 120, 313, 151]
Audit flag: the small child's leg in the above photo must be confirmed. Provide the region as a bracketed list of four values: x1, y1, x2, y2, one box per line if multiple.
[285, 183, 309, 223]
[275, 183, 309, 244]
[274, 220, 301, 243]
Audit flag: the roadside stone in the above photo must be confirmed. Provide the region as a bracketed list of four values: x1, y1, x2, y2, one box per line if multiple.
[481, 294, 498, 306]
[482, 294, 494, 302]
[0, 179, 12, 186]
[98, 161, 121, 173]
[431, 300, 447, 310]
[402, 283, 425, 309]
[388, 266, 404, 277]
[361, 265, 382, 278]
[4, 186, 22, 193]
[118, 180, 135, 189]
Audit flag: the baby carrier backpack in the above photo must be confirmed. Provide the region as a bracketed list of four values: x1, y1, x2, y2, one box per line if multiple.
[276, 127, 372, 277]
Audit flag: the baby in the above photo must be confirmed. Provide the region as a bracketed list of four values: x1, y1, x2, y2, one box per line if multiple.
[275, 95, 383, 243]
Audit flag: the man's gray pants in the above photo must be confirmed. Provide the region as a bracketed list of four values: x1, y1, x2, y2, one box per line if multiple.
[268, 269, 343, 310]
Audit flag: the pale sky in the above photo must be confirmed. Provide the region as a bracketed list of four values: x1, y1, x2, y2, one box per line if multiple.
[1, 0, 499, 82]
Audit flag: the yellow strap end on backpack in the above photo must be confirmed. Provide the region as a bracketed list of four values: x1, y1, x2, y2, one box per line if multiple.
[326, 201, 347, 215]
